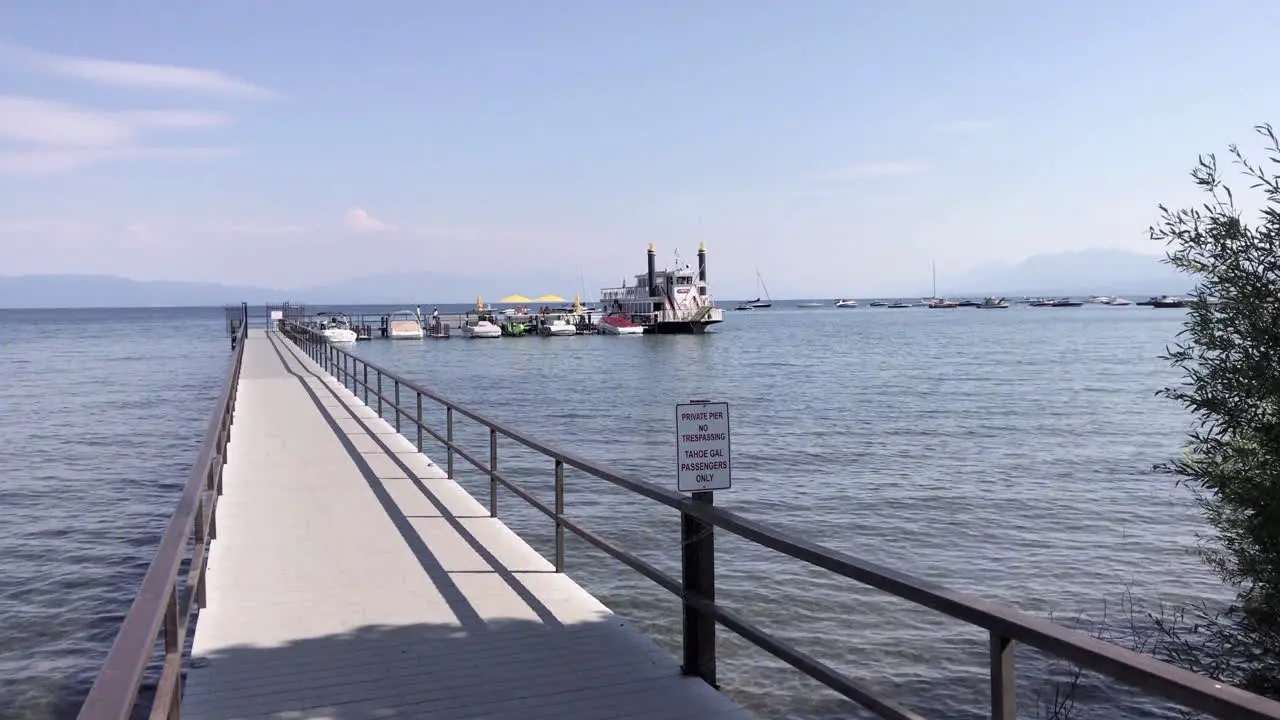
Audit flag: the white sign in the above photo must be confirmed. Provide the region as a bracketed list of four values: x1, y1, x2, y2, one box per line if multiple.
[270, 310, 284, 321]
[676, 401, 731, 492]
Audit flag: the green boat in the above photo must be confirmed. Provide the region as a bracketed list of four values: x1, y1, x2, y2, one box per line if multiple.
[502, 321, 528, 337]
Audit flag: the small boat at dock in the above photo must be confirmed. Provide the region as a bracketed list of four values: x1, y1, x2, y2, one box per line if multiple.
[538, 316, 577, 336]
[317, 312, 358, 343]
[387, 309, 425, 339]
[599, 314, 645, 335]
[462, 319, 502, 338]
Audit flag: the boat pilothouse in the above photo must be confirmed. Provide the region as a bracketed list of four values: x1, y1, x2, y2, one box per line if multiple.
[599, 243, 725, 333]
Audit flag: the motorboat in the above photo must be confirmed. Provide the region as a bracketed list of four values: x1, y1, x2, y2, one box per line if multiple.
[1088, 295, 1113, 304]
[834, 299, 858, 308]
[538, 316, 578, 336]
[387, 310, 424, 339]
[975, 297, 1009, 309]
[888, 301, 911, 308]
[316, 313, 358, 343]
[1150, 295, 1190, 308]
[927, 299, 959, 309]
[599, 314, 645, 335]
[1107, 297, 1134, 306]
[868, 301, 887, 307]
[462, 319, 502, 338]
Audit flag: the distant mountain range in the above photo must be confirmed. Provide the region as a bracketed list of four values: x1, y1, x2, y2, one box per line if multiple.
[942, 248, 1194, 298]
[0, 271, 598, 309]
[0, 249, 1195, 308]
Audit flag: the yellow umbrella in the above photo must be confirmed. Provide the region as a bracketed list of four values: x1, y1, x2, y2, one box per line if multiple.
[535, 294, 566, 303]
[499, 294, 532, 303]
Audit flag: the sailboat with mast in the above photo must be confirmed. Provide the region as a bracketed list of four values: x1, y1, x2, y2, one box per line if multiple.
[926, 261, 958, 308]
[734, 268, 773, 310]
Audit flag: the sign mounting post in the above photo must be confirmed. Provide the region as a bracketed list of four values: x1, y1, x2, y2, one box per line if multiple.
[675, 399, 728, 685]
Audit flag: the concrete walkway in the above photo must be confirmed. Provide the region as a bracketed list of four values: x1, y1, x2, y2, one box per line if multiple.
[181, 329, 751, 720]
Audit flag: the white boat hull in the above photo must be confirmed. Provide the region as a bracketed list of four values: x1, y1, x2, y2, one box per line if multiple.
[322, 328, 358, 343]
[539, 322, 577, 336]
[600, 323, 644, 335]
[462, 322, 502, 339]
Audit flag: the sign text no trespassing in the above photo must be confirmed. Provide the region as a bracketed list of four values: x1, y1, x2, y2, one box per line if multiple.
[675, 401, 731, 492]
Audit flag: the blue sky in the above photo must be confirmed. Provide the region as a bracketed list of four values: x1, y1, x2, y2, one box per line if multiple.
[1, 1, 1277, 297]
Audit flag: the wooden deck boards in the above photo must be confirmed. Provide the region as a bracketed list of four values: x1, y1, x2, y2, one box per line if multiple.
[181, 329, 752, 720]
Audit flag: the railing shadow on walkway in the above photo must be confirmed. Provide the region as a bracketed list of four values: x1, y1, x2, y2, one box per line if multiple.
[182, 619, 748, 720]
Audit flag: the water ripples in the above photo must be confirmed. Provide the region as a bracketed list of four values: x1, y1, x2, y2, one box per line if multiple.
[0, 305, 1228, 719]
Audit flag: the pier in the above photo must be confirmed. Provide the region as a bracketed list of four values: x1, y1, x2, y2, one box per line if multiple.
[77, 306, 1280, 720]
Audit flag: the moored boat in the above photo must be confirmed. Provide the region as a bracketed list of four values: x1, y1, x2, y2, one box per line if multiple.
[599, 243, 725, 333]
[387, 309, 424, 339]
[538, 316, 578, 336]
[317, 312, 358, 343]
[975, 297, 1009, 309]
[599, 314, 645, 335]
[462, 319, 502, 338]
[834, 299, 858, 308]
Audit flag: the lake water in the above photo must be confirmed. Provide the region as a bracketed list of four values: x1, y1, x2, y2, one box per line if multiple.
[0, 303, 1223, 720]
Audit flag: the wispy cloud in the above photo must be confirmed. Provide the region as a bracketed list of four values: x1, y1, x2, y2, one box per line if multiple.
[0, 96, 231, 147]
[936, 119, 993, 133]
[0, 95, 238, 175]
[0, 42, 275, 98]
[0, 42, 272, 175]
[820, 161, 929, 180]
[344, 207, 395, 233]
[228, 223, 309, 235]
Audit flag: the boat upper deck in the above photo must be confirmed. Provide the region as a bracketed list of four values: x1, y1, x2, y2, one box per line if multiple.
[181, 329, 751, 719]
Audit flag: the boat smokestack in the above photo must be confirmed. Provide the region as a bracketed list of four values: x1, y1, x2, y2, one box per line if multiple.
[697, 242, 706, 283]
[647, 243, 660, 313]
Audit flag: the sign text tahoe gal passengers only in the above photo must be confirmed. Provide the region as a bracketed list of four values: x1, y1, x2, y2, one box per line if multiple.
[675, 401, 731, 492]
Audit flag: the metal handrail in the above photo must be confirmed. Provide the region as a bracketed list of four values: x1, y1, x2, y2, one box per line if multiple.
[77, 304, 249, 720]
[281, 322, 1280, 720]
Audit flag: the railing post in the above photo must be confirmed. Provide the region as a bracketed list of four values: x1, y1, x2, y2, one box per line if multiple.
[488, 428, 498, 517]
[446, 407, 454, 478]
[394, 380, 401, 432]
[681, 491, 716, 687]
[194, 496, 208, 608]
[554, 459, 565, 572]
[990, 632, 1016, 720]
[363, 364, 369, 405]
[163, 584, 181, 718]
[415, 392, 423, 452]
[377, 372, 383, 418]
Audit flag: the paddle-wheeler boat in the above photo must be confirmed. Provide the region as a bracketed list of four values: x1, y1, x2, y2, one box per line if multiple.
[599, 243, 725, 333]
